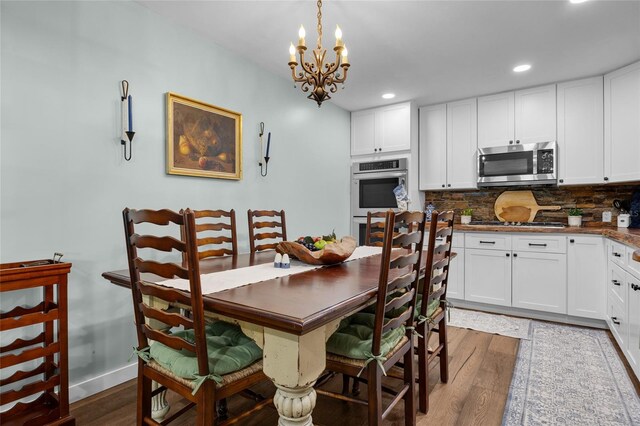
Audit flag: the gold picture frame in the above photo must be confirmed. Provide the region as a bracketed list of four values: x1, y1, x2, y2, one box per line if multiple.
[167, 92, 242, 180]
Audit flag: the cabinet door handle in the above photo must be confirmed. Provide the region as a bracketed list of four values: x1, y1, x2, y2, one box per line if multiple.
[528, 243, 547, 247]
[570, 239, 575, 243]
[559, 179, 564, 183]
[447, 184, 451, 187]
[379, 148, 382, 152]
[442, 184, 445, 188]
[612, 317, 620, 325]
[632, 284, 640, 292]
[479, 241, 496, 245]
[612, 280, 621, 286]
[516, 140, 520, 144]
[506, 253, 510, 257]
[374, 148, 378, 152]
[604, 177, 609, 181]
[509, 140, 514, 145]
[613, 252, 622, 258]
[513, 253, 518, 257]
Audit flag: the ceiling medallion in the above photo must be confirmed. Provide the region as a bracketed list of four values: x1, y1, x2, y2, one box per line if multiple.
[288, 0, 350, 107]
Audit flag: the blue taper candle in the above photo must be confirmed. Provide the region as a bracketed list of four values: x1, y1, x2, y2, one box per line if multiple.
[128, 95, 133, 131]
[266, 132, 271, 158]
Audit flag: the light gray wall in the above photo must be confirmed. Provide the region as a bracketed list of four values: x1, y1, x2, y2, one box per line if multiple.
[0, 0, 350, 392]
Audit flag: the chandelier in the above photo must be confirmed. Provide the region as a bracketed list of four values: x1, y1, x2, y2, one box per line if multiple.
[288, 0, 350, 107]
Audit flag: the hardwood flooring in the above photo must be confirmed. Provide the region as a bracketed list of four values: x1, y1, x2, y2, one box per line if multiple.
[71, 327, 519, 425]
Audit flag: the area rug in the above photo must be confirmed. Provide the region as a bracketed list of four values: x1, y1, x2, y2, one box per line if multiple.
[503, 321, 640, 425]
[448, 308, 532, 340]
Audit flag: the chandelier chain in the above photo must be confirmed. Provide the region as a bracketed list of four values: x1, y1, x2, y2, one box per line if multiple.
[316, 0, 322, 49]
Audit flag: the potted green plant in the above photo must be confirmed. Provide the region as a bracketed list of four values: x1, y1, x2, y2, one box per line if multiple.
[568, 208, 583, 227]
[460, 208, 473, 225]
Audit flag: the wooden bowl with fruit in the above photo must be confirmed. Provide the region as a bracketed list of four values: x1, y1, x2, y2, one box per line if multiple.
[276, 231, 357, 265]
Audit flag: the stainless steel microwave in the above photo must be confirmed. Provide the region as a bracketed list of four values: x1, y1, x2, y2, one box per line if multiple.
[477, 141, 557, 187]
[351, 158, 408, 217]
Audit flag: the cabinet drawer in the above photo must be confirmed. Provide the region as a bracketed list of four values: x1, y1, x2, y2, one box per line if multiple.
[626, 246, 640, 278]
[608, 297, 627, 349]
[608, 240, 627, 267]
[512, 235, 567, 254]
[609, 263, 627, 307]
[465, 233, 511, 251]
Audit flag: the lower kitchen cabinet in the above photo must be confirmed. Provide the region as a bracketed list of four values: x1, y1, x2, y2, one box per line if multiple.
[465, 248, 511, 307]
[627, 273, 640, 374]
[447, 248, 464, 300]
[567, 236, 605, 319]
[512, 251, 567, 314]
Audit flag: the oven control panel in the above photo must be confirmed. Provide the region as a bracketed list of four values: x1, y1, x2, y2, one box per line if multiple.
[353, 158, 408, 174]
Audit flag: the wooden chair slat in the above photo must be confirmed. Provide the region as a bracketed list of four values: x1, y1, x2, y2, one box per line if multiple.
[0, 375, 60, 406]
[253, 221, 283, 229]
[384, 289, 415, 313]
[199, 248, 234, 259]
[429, 274, 446, 287]
[394, 211, 425, 224]
[432, 257, 451, 270]
[195, 223, 232, 232]
[129, 209, 184, 225]
[250, 210, 283, 218]
[135, 259, 189, 280]
[254, 243, 278, 252]
[435, 227, 453, 238]
[140, 304, 194, 329]
[142, 326, 196, 353]
[132, 234, 186, 252]
[393, 231, 422, 247]
[254, 232, 284, 241]
[193, 209, 231, 219]
[427, 287, 446, 304]
[390, 251, 420, 270]
[382, 310, 412, 334]
[197, 236, 233, 246]
[387, 271, 416, 293]
[138, 282, 192, 306]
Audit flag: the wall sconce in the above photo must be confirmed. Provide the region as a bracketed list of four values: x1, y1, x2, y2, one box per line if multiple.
[258, 122, 271, 177]
[120, 80, 135, 161]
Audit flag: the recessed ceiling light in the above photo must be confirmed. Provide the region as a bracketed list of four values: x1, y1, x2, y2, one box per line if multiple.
[382, 93, 395, 99]
[569, 0, 588, 4]
[513, 64, 532, 73]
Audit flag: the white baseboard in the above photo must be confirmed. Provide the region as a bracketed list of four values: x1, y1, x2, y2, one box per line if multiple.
[69, 362, 137, 403]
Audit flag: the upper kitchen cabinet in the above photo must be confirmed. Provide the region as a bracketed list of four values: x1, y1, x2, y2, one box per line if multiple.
[418, 104, 447, 190]
[351, 102, 411, 156]
[418, 99, 477, 190]
[477, 85, 556, 148]
[557, 77, 604, 185]
[477, 92, 514, 149]
[604, 61, 640, 183]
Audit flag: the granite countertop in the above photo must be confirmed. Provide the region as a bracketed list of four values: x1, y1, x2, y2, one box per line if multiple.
[454, 224, 640, 250]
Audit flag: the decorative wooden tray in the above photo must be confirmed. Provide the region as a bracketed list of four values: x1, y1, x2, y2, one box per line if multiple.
[276, 236, 357, 265]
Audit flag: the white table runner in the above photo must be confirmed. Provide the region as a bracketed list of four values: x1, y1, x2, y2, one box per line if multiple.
[157, 245, 383, 295]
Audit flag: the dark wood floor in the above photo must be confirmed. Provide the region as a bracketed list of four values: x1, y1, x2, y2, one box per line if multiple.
[71, 326, 519, 425]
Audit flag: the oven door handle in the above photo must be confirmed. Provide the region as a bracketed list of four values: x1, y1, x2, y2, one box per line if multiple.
[353, 171, 408, 180]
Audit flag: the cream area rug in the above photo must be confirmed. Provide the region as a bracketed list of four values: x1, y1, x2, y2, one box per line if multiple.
[503, 321, 640, 425]
[448, 308, 532, 340]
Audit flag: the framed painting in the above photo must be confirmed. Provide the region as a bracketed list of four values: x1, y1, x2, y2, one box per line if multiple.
[167, 92, 242, 180]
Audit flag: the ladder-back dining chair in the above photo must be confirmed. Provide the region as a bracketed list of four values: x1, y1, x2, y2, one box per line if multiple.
[416, 210, 455, 413]
[317, 210, 427, 426]
[247, 209, 287, 253]
[123, 208, 271, 425]
[365, 211, 387, 246]
[181, 209, 238, 260]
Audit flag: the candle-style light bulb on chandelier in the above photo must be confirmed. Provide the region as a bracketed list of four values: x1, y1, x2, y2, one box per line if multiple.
[288, 0, 350, 107]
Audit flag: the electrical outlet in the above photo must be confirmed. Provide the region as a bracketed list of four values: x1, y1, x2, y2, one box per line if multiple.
[603, 211, 612, 222]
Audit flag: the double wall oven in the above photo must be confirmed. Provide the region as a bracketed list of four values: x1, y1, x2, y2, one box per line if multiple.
[351, 158, 408, 245]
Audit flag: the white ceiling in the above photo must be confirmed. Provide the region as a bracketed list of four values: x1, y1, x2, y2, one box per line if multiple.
[138, 0, 640, 111]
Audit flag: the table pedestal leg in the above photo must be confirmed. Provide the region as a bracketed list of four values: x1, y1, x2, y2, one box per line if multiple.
[263, 320, 340, 426]
[151, 381, 170, 421]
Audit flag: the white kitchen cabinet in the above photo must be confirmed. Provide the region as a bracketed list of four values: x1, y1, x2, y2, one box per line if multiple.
[446, 99, 478, 189]
[418, 104, 447, 190]
[351, 110, 376, 156]
[627, 272, 640, 375]
[418, 99, 477, 190]
[514, 85, 557, 144]
[604, 61, 640, 183]
[557, 77, 604, 185]
[477, 92, 515, 149]
[465, 248, 512, 307]
[567, 236, 605, 319]
[477, 85, 556, 148]
[512, 251, 567, 314]
[446, 234, 465, 300]
[351, 102, 411, 156]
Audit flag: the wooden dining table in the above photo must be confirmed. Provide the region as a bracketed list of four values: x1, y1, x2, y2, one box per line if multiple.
[102, 250, 392, 426]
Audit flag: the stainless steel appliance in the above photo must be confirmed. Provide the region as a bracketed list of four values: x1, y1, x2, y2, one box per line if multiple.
[477, 141, 556, 187]
[351, 158, 408, 217]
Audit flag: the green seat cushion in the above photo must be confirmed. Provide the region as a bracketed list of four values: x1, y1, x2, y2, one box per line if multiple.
[327, 312, 405, 360]
[415, 294, 441, 320]
[149, 321, 262, 380]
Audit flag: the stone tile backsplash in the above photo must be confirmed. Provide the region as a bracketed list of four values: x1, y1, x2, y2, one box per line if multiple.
[423, 184, 640, 226]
